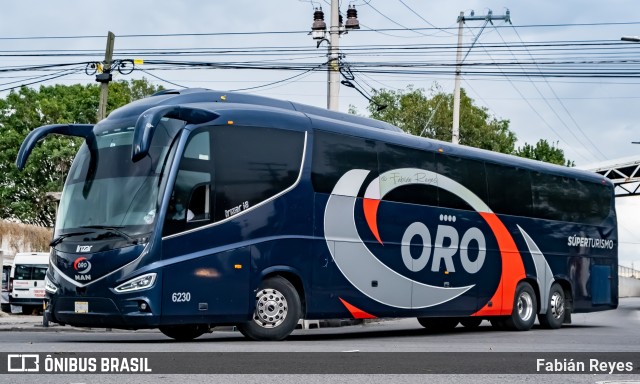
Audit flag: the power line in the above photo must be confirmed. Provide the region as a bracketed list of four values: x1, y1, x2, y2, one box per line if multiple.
[507, 25, 609, 160]
[138, 69, 187, 88]
[397, 0, 456, 35]
[364, 1, 451, 37]
[0, 68, 83, 93]
[475, 41, 594, 162]
[228, 60, 328, 91]
[0, 21, 639, 40]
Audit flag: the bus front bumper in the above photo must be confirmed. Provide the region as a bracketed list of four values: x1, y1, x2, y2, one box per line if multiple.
[46, 295, 161, 330]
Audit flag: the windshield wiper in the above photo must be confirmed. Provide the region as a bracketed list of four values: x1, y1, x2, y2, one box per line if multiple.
[50, 231, 92, 246]
[79, 225, 137, 244]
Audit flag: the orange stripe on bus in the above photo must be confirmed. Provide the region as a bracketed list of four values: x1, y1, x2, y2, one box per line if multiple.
[363, 198, 383, 245]
[472, 212, 526, 317]
[339, 297, 377, 319]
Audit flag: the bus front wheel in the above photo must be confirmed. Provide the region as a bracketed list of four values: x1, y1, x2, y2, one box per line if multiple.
[537, 283, 565, 329]
[159, 324, 209, 341]
[236, 276, 301, 341]
[504, 281, 537, 331]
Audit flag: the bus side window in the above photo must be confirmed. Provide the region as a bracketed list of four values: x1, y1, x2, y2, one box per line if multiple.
[212, 125, 305, 222]
[378, 143, 438, 207]
[311, 130, 378, 195]
[436, 155, 487, 211]
[486, 163, 533, 217]
[162, 128, 213, 236]
[188, 184, 210, 221]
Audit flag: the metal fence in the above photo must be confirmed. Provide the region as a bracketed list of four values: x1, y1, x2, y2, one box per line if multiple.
[619, 265, 640, 279]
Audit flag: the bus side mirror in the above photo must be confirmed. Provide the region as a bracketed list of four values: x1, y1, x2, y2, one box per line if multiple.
[132, 105, 219, 162]
[16, 124, 94, 170]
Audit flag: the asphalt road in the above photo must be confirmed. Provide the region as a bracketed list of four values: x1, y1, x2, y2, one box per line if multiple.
[1, 298, 639, 384]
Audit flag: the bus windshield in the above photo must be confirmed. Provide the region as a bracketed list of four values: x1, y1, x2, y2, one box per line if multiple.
[54, 117, 185, 239]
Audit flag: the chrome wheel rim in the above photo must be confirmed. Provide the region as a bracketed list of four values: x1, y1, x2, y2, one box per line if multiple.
[253, 288, 288, 328]
[550, 291, 565, 320]
[518, 291, 534, 322]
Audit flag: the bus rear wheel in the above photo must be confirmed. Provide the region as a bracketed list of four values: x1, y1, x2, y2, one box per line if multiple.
[236, 276, 301, 341]
[460, 317, 483, 329]
[504, 281, 537, 331]
[417, 317, 459, 332]
[538, 283, 565, 329]
[159, 324, 209, 341]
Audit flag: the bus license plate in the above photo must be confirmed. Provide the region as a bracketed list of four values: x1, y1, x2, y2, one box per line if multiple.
[74, 301, 88, 313]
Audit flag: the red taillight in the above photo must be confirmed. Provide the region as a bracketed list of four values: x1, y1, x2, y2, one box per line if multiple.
[8, 278, 13, 292]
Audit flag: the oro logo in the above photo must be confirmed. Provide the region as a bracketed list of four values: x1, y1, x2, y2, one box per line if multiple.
[73, 257, 92, 274]
[324, 168, 519, 310]
[400, 222, 486, 274]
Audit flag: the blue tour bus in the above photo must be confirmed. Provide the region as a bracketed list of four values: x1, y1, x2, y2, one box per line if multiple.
[16, 88, 617, 341]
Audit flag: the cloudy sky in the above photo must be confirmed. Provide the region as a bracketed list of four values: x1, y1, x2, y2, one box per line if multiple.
[1, 0, 639, 266]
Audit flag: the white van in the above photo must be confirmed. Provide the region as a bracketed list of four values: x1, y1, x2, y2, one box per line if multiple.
[9, 252, 49, 314]
[1, 259, 11, 312]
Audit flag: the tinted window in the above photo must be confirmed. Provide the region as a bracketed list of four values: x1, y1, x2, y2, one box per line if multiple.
[2, 266, 9, 290]
[587, 182, 613, 224]
[378, 143, 438, 207]
[312, 130, 378, 194]
[183, 131, 210, 160]
[437, 155, 488, 211]
[486, 163, 533, 217]
[532, 173, 612, 224]
[213, 126, 305, 221]
[163, 130, 213, 236]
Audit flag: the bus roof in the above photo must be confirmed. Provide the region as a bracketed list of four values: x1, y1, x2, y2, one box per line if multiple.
[107, 88, 609, 186]
[107, 88, 402, 133]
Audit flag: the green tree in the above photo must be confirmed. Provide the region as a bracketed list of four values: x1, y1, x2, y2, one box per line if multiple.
[362, 85, 517, 154]
[514, 139, 575, 167]
[0, 79, 162, 226]
[354, 84, 574, 165]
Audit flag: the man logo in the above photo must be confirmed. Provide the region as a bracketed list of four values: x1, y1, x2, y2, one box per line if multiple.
[76, 245, 92, 252]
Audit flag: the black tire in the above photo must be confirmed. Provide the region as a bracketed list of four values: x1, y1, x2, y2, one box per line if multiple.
[460, 317, 483, 329]
[159, 324, 209, 341]
[236, 276, 301, 341]
[538, 283, 565, 329]
[417, 317, 459, 331]
[490, 317, 508, 330]
[0, 304, 9, 313]
[504, 281, 537, 331]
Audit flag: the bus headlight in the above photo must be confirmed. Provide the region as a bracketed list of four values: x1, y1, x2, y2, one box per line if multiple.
[114, 273, 156, 293]
[44, 275, 58, 294]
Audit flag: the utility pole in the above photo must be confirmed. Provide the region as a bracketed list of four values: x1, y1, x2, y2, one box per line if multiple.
[310, 3, 359, 111]
[96, 31, 115, 121]
[452, 10, 510, 144]
[452, 12, 464, 145]
[327, 0, 340, 111]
